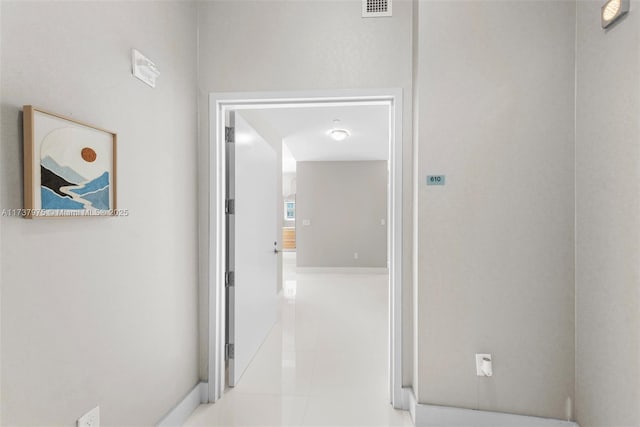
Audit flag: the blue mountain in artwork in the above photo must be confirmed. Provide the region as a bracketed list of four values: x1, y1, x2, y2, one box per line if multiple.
[41, 156, 86, 185]
[81, 187, 109, 210]
[41, 187, 85, 210]
[71, 172, 109, 196]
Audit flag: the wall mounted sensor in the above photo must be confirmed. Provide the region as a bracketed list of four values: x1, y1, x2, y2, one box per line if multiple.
[132, 49, 160, 88]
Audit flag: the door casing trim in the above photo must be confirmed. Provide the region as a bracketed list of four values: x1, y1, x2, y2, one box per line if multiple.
[206, 88, 404, 408]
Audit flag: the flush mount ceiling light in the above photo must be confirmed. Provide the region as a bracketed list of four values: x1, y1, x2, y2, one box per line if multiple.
[601, 0, 629, 28]
[328, 119, 351, 141]
[329, 129, 350, 141]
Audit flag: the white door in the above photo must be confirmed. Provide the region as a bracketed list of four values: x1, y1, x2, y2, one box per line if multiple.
[226, 112, 278, 386]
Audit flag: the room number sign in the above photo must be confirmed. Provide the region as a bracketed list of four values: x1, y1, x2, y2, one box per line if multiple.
[427, 175, 446, 186]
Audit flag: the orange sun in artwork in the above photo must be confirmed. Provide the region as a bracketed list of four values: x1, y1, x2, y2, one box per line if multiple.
[81, 147, 97, 162]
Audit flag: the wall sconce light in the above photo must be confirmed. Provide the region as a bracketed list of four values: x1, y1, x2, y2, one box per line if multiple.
[601, 0, 629, 28]
[132, 49, 160, 88]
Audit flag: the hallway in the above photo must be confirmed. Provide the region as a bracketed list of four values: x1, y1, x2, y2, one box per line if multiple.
[185, 253, 410, 426]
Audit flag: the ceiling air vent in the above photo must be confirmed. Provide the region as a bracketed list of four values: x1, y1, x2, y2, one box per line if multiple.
[362, 0, 392, 17]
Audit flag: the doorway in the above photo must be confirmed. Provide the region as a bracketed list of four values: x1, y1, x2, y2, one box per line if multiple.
[206, 89, 404, 409]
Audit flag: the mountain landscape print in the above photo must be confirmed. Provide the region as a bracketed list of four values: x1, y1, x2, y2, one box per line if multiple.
[40, 155, 110, 210]
[23, 107, 116, 218]
[39, 126, 111, 211]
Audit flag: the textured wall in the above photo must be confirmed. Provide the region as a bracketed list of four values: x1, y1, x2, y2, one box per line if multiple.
[575, 1, 640, 426]
[414, 0, 575, 419]
[1, 2, 199, 425]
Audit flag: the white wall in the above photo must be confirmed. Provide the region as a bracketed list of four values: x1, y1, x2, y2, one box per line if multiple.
[575, 2, 640, 426]
[0, 2, 199, 425]
[296, 161, 387, 268]
[413, 0, 575, 419]
[197, 0, 414, 385]
[283, 172, 296, 199]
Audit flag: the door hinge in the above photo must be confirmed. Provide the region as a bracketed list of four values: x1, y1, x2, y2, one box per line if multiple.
[225, 126, 235, 143]
[225, 199, 235, 215]
[225, 343, 235, 360]
[225, 271, 235, 288]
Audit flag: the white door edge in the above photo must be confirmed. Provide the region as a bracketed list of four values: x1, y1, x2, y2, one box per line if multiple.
[205, 88, 404, 408]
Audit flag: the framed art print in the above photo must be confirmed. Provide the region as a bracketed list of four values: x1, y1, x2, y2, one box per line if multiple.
[23, 106, 117, 218]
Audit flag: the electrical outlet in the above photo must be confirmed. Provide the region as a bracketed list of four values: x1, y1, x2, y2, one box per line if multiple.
[354, 252, 359, 259]
[77, 406, 99, 427]
[475, 354, 492, 377]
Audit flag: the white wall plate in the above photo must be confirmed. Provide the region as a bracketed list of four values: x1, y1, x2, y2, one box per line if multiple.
[132, 49, 160, 88]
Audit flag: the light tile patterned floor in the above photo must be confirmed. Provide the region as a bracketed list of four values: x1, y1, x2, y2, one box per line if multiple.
[184, 252, 411, 427]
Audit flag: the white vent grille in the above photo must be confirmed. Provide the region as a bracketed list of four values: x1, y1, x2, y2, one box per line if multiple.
[362, 0, 392, 17]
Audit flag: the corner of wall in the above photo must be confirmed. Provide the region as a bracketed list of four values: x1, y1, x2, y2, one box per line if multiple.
[410, 0, 420, 398]
[0, 0, 3, 421]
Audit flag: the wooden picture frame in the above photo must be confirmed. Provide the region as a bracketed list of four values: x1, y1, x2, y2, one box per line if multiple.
[23, 106, 117, 218]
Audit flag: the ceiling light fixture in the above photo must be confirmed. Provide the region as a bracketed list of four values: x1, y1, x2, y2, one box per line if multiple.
[601, 0, 629, 28]
[328, 119, 351, 141]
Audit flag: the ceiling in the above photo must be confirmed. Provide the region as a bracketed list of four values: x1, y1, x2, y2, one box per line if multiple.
[240, 104, 390, 173]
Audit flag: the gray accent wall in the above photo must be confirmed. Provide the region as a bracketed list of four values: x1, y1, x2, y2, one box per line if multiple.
[1, 2, 198, 425]
[413, 0, 576, 419]
[575, 1, 640, 426]
[296, 161, 387, 268]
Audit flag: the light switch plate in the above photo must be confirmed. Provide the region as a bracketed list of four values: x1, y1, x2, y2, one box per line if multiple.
[78, 406, 100, 427]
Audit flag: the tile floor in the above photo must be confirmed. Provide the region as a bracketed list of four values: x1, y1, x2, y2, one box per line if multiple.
[184, 252, 412, 427]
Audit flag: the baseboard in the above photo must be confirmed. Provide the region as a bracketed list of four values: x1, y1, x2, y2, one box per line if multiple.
[406, 388, 579, 427]
[157, 382, 208, 427]
[400, 386, 413, 410]
[296, 267, 388, 274]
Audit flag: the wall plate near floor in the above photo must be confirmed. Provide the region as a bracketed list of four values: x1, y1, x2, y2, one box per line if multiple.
[476, 354, 493, 377]
[77, 406, 99, 427]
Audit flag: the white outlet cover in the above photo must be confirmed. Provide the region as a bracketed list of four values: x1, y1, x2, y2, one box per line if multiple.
[475, 354, 492, 377]
[78, 406, 99, 427]
[302, 219, 311, 226]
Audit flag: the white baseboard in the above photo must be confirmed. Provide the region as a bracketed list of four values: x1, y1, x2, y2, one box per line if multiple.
[157, 382, 208, 427]
[400, 386, 412, 411]
[405, 388, 579, 427]
[296, 267, 388, 274]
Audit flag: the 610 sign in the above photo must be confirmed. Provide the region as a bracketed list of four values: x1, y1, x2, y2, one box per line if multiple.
[427, 175, 445, 186]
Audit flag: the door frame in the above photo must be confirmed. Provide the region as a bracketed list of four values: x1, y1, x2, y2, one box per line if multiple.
[206, 88, 404, 408]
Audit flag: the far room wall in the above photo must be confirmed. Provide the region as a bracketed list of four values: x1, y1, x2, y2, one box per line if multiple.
[296, 160, 387, 269]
